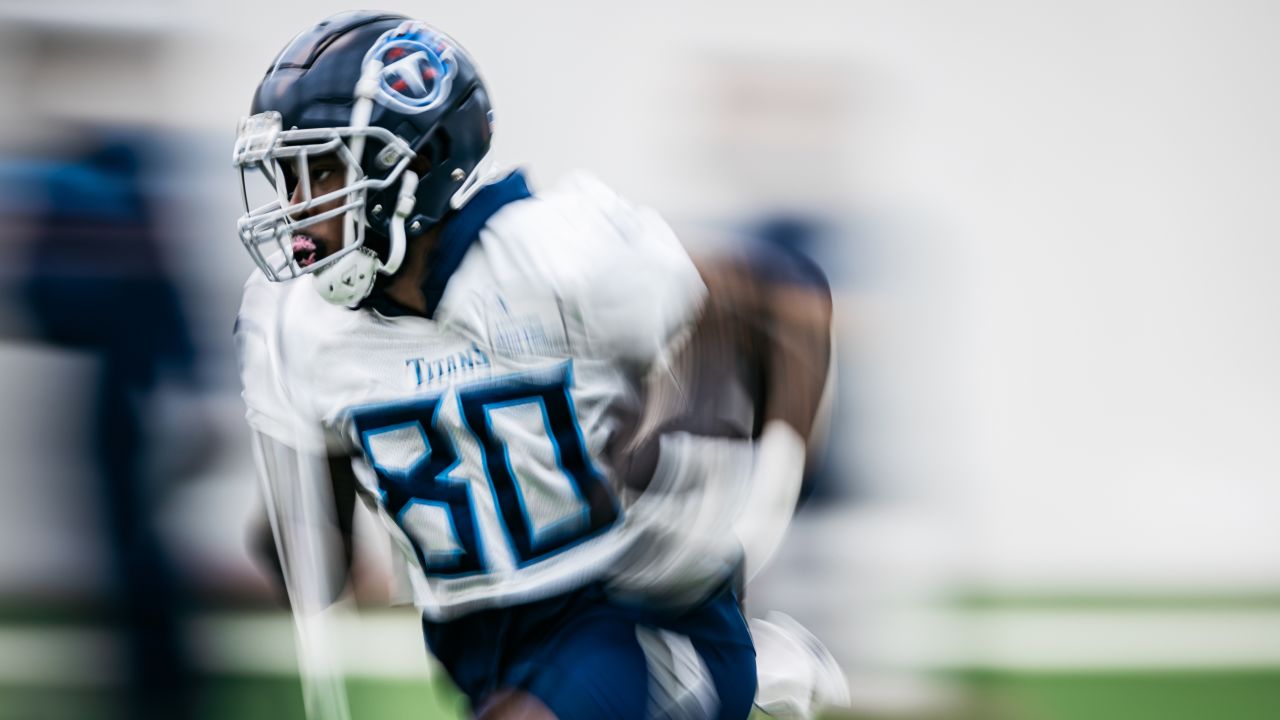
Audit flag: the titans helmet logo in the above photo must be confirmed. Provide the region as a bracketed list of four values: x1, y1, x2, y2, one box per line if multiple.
[364, 22, 457, 114]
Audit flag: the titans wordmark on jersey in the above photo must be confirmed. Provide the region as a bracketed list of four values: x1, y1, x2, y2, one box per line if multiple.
[236, 172, 707, 620]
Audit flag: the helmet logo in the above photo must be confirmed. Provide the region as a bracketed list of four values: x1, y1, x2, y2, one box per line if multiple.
[364, 22, 457, 114]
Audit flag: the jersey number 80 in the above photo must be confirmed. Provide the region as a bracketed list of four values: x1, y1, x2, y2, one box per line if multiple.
[349, 363, 619, 577]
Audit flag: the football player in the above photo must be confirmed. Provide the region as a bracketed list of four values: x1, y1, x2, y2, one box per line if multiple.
[233, 11, 838, 720]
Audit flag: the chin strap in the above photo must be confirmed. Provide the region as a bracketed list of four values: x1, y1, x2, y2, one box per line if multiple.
[312, 248, 379, 307]
[381, 169, 418, 276]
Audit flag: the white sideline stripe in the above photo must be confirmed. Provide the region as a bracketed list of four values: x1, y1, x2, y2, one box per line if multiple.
[876, 609, 1280, 671]
[0, 611, 438, 686]
[0, 627, 122, 686]
[937, 609, 1280, 671]
[189, 610, 439, 679]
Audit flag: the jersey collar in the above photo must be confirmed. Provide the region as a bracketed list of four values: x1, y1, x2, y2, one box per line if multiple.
[366, 170, 533, 319]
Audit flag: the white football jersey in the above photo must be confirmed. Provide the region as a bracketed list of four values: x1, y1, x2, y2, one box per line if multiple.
[236, 171, 707, 620]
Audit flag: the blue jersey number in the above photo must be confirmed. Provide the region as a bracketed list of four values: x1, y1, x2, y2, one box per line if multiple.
[350, 364, 619, 577]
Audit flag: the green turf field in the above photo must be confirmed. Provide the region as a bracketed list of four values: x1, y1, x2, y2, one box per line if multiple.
[4, 669, 1280, 720]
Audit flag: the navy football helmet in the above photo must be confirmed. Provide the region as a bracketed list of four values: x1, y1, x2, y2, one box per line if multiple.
[233, 11, 494, 304]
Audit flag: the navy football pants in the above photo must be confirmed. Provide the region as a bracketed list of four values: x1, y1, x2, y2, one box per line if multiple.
[423, 585, 756, 720]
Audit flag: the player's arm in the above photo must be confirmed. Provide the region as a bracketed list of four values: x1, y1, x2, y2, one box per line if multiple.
[691, 245, 834, 441]
[248, 429, 353, 720]
[250, 433, 350, 610]
[690, 243, 834, 581]
[250, 450, 357, 607]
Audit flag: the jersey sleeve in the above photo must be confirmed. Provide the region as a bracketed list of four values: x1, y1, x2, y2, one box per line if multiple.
[234, 273, 329, 453]
[552, 173, 708, 368]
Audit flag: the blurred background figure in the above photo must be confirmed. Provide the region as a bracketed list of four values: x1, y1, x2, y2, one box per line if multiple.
[0, 5, 214, 718]
[13, 127, 202, 720]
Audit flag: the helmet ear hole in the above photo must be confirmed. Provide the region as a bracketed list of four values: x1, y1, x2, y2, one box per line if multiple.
[409, 128, 452, 176]
[434, 130, 453, 166]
